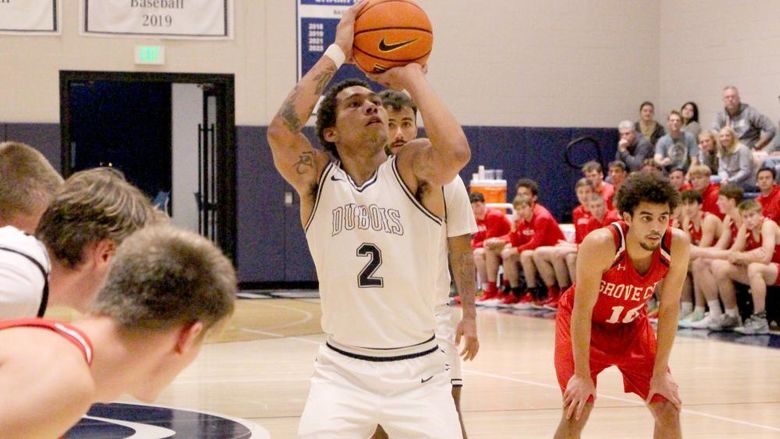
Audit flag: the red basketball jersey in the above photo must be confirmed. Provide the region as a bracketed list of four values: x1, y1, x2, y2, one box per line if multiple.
[0, 318, 93, 365]
[560, 221, 671, 324]
[744, 220, 780, 264]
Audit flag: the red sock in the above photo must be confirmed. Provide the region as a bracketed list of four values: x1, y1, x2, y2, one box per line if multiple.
[486, 281, 497, 294]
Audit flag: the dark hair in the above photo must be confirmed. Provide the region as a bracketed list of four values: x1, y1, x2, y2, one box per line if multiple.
[582, 160, 603, 174]
[378, 89, 417, 116]
[668, 166, 686, 176]
[718, 183, 744, 203]
[315, 79, 371, 160]
[615, 172, 679, 215]
[680, 189, 703, 204]
[608, 161, 626, 172]
[757, 166, 777, 180]
[515, 178, 539, 196]
[681, 101, 699, 123]
[639, 101, 654, 112]
[469, 192, 485, 203]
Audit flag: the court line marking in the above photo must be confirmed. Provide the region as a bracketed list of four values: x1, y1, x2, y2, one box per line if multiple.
[228, 314, 780, 433]
[464, 369, 780, 432]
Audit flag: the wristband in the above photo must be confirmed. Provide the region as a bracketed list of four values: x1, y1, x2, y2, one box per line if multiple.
[323, 44, 345, 69]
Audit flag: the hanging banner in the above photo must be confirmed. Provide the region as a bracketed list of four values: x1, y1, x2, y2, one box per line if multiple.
[297, 0, 367, 83]
[0, 0, 59, 34]
[81, 0, 233, 39]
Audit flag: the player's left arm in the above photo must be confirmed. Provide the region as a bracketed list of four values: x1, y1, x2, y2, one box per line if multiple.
[449, 234, 479, 360]
[369, 65, 470, 187]
[648, 228, 689, 409]
[741, 220, 777, 264]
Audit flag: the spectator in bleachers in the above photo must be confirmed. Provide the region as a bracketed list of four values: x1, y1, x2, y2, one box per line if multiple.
[708, 200, 780, 332]
[717, 126, 755, 190]
[582, 161, 614, 209]
[654, 110, 699, 173]
[470, 192, 512, 304]
[710, 85, 776, 153]
[668, 167, 691, 192]
[640, 158, 663, 175]
[687, 184, 744, 329]
[607, 161, 627, 192]
[678, 190, 723, 327]
[485, 185, 564, 308]
[0, 141, 63, 234]
[635, 101, 666, 146]
[688, 164, 721, 218]
[696, 132, 719, 176]
[531, 179, 594, 307]
[755, 167, 780, 223]
[681, 101, 701, 139]
[615, 120, 654, 172]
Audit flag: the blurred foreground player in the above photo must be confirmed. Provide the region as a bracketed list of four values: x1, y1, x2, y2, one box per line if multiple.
[0, 225, 237, 439]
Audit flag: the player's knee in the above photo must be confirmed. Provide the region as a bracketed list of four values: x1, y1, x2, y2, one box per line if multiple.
[710, 260, 731, 278]
[520, 250, 535, 262]
[649, 400, 680, 427]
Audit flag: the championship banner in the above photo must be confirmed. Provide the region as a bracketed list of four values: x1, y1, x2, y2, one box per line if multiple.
[297, 0, 366, 83]
[81, 0, 232, 39]
[0, 0, 59, 34]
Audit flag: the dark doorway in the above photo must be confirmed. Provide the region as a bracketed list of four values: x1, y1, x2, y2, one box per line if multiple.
[68, 80, 172, 197]
[59, 71, 237, 261]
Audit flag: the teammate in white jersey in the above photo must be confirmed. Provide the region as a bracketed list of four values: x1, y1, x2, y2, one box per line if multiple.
[266, 2, 471, 437]
[0, 168, 157, 319]
[372, 89, 479, 439]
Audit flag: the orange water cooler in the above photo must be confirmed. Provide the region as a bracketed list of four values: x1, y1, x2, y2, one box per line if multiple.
[469, 179, 507, 203]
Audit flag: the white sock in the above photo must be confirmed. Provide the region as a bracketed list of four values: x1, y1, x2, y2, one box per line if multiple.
[681, 302, 693, 315]
[708, 300, 723, 317]
[725, 308, 739, 318]
[694, 306, 705, 315]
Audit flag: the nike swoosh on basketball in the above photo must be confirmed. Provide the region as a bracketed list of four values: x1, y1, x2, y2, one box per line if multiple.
[421, 376, 433, 383]
[378, 38, 417, 52]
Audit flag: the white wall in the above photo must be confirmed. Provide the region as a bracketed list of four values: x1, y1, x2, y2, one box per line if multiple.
[0, 0, 659, 128]
[659, 0, 780, 132]
[171, 83, 200, 233]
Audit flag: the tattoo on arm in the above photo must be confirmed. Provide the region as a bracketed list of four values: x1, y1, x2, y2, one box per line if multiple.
[278, 65, 337, 134]
[294, 151, 316, 175]
[280, 85, 303, 133]
[452, 249, 477, 313]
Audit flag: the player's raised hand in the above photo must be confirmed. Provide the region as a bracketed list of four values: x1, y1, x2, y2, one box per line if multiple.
[563, 374, 595, 421]
[455, 317, 479, 361]
[646, 371, 682, 410]
[334, 0, 368, 63]
[366, 62, 426, 91]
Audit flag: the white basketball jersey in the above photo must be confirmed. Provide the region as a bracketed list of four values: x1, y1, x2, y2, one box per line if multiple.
[436, 175, 478, 307]
[0, 226, 50, 319]
[305, 156, 445, 352]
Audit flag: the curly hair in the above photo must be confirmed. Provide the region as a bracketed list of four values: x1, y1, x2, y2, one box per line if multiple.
[315, 79, 371, 160]
[615, 172, 679, 215]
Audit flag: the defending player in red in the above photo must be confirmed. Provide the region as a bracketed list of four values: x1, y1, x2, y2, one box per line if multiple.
[553, 172, 689, 439]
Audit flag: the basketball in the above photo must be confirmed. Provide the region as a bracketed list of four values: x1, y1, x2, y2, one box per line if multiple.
[352, 0, 433, 74]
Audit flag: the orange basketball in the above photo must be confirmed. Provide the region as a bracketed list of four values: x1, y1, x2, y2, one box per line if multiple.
[352, 0, 433, 74]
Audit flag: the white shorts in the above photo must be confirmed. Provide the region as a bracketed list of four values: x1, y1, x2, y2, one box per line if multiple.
[297, 343, 462, 439]
[435, 304, 463, 386]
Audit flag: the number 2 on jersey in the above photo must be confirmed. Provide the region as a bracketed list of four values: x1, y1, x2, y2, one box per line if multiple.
[356, 243, 383, 288]
[605, 303, 645, 324]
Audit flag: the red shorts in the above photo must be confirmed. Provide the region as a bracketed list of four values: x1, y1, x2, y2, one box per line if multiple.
[554, 304, 668, 403]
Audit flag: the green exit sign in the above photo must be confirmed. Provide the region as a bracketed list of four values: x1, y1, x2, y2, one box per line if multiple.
[135, 46, 165, 65]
